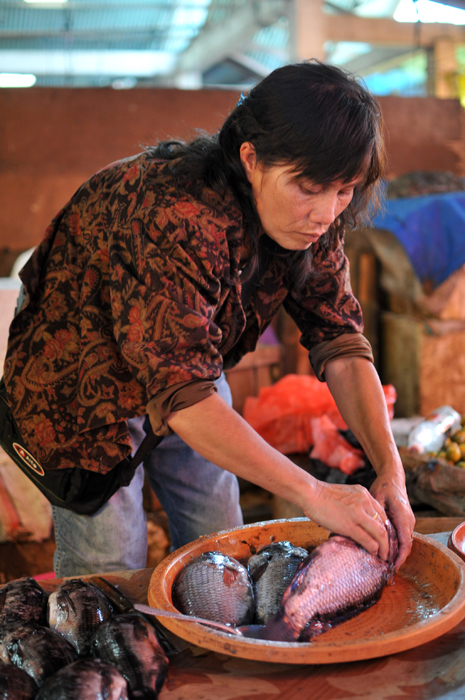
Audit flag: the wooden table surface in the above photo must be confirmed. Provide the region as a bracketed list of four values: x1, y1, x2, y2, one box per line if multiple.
[38, 517, 465, 700]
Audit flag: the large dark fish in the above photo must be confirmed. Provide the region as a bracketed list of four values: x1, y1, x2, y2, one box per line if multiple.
[0, 659, 37, 700]
[248, 541, 308, 624]
[35, 658, 129, 700]
[0, 622, 78, 687]
[48, 579, 113, 655]
[0, 578, 47, 627]
[173, 551, 255, 626]
[248, 521, 398, 642]
[91, 613, 168, 700]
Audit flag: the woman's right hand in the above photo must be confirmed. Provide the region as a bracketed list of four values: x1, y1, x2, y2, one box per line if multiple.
[302, 479, 391, 561]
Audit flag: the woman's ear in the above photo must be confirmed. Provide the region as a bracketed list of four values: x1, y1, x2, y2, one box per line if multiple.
[239, 142, 257, 183]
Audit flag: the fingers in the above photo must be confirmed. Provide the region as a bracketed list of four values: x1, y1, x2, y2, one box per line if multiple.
[308, 482, 391, 559]
[370, 477, 416, 569]
[360, 507, 390, 561]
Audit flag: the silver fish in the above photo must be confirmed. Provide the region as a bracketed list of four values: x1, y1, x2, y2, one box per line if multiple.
[249, 521, 398, 642]
[248, 541, 308, 624]
[173, 551, 255, 626]
[91, 613, 168, 700]
[48, 579, 113, 655]
[0, 659, 37, 700]
[35, 658, 129, 700]
[0, 578, 47, 627]
[0, 622, 78, 687]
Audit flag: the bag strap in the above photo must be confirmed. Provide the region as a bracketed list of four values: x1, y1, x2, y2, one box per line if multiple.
[128, 423, 164, 470]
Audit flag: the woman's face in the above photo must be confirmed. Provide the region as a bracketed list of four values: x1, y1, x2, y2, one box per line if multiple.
[240, 142, 363, 251]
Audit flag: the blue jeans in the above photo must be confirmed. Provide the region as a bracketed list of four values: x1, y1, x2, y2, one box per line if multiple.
[52, 374, 243, 577]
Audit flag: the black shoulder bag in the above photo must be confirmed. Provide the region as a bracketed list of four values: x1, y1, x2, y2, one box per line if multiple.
[0, 377, 163, 516]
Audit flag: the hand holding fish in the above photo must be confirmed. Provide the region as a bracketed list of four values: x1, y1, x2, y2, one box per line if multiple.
[370, 474, 416, 568]
[302, 479, 392, 561]
[324, 356, 415, 568]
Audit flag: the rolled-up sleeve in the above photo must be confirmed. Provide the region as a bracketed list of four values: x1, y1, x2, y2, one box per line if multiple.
[309, 332, 374, 380]
[146, 379, 217, 436]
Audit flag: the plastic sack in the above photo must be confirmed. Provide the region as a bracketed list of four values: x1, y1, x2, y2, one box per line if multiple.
[309, 415, 365, 475]
[243, 374, 396, 456]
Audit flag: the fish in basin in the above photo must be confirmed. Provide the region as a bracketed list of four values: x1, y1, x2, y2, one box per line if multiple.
[244, 520, 398, 642]
[173, 551, 255, 627]
[248, 541, 308, 624]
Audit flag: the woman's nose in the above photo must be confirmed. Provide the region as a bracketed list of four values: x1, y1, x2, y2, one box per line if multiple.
[309, 192, 338, 226]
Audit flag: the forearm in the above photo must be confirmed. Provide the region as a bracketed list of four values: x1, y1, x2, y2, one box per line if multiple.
[166, 391, 319, 511]
[166, 389, 399, 562]
[324, 355, 415, 567]
[324, 356, 404, 479]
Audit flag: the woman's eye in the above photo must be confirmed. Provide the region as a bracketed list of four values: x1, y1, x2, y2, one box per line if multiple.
[300, 185, 319, 196]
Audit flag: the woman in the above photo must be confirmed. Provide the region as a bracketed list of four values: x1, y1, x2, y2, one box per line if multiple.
[4, 60, 415, 576]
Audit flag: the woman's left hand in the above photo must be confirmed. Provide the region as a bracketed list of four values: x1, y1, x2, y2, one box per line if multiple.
[324, 355, 416, 569]
[370, 473, 415, 568]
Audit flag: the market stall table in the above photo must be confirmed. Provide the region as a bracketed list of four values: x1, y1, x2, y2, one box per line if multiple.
[36, 517, 465, 700]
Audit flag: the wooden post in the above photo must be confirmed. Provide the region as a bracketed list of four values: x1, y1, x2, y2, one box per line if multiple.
[294, 0, 327, 61]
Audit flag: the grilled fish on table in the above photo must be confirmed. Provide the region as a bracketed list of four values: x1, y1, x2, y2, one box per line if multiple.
[35, 658, 129, 700]
[0, 659, 37, 700]
[91, 613, 169, 700]
[47, 579, 113, 656]
[0, 577, 170, 700]
[0, 578, 48, 627]
[0, 622, 78, 688]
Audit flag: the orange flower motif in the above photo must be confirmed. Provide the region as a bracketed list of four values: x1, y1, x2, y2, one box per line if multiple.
[69, 211, 81, 237]
[34, 415, 56, 447]
[127, 305, 145, 343]
[175, 200, 201, 219]
[43, 328, 79, 362]
[123, 163, 139, 182]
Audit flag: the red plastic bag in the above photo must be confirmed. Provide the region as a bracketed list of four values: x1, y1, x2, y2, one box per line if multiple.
[309, 415, 365, 475]
[243, 374, 396, 456]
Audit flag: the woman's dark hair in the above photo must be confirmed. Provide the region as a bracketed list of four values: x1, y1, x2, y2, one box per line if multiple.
[148, 60, 386, 286]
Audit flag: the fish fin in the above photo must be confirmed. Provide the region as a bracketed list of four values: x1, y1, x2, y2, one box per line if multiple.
[299, 596, 381, 642]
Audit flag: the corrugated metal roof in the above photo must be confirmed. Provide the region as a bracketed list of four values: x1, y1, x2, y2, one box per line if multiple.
[0, 0, 461, 93]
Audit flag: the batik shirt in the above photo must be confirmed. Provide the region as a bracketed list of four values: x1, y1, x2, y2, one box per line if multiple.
[4, 152, 372, 473]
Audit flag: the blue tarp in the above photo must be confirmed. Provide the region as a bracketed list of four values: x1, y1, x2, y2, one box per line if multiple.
[372, 192, 465, 288]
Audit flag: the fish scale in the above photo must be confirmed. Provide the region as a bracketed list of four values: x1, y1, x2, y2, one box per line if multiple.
[0, 578, 47, 627]
[35, 658, 129, 700]
[248, 541, 308, 624]
[48, 579, 113, 656]
[0, 659, 37, 700]
[251, 521, 398, 642]
[0, 623, 78, 687]
[91, 613, 168, 700]
[283, 536, 393, 636]
[173, 551, 255, 626]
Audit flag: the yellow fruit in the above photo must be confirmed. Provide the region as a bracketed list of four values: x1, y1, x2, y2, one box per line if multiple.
[446, 442, 462, 463]
[437, 451, 447, 460]
[456, 461, 465, 469]
[453, 430, 465, 444]
[444, 437, 452, 447]
[460, 444, 465, 458]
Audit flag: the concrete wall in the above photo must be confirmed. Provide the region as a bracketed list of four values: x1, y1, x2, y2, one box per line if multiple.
[0, 87, 464, 272]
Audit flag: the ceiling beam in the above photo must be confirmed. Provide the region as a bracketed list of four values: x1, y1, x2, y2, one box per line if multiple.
[171, 0, 287, 77]
[326, 13, 465, 46]
[296, 0, 465, 60]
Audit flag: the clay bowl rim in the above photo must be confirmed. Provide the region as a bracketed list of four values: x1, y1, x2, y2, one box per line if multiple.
[148, 517, 465, 664]
[448, 520, 465, 562]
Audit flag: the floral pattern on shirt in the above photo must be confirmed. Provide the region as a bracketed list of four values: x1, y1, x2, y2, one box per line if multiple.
[4, 152, 364, 473]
